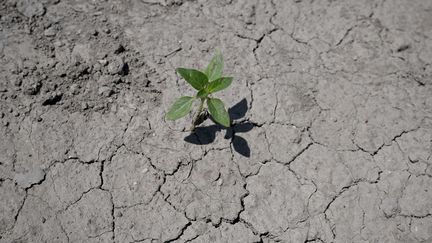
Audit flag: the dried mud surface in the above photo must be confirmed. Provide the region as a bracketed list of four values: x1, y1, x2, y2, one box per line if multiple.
[1, 0, 432, 242]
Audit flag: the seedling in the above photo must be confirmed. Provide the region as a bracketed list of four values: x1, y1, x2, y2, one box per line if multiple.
[166, 51, 232, 131]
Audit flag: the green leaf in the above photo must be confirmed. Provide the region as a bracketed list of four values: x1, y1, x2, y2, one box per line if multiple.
[206, 77, 232, 94]
[176, 68, 208, 90]
[207, 98, 230, 127]
[166, 96, 195, 121]
[205, 51, 223, 82]
[196, 89, 209, 99]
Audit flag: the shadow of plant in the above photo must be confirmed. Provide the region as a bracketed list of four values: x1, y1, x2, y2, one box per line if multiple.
[184, 98, 253, 157]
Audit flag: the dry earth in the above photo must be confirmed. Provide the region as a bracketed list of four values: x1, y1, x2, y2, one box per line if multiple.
[1, 0, 432, 242]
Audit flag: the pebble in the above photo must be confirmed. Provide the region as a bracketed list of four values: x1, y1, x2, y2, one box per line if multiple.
[107, 57, 128, 76]
[94, 104, 105, 111]
[44, 26, 57, 37]
[113, 77, 123, 84]
[293, 136, 302, 144]
[98, 75, 121, 85]
[53, 40, 64, 47]
[217, 178, 223, 186]
[69, 84, 80, 95]
[93, 63, 102, 72]
[81, 102, 89, 110]
[98, 59, 108, 66]
[11, 76, 22, 87]
[98, 86, 113, 97]
[114, 44, 125, 54]
[42, 92, 63, 106]
[16, 0, 46, 18]
[23, 79, 42, 95]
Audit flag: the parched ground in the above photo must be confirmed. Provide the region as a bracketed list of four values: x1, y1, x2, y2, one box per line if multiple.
[1, 0, 432, 242]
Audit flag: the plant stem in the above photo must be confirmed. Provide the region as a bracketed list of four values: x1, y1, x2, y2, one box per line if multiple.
[190, 98, 205, 131]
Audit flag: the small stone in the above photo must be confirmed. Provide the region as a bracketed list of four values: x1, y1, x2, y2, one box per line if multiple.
[93, 63, 101, 73]
[3, 120, 9, 127]
[42, 92, 62, 106]
[11, 77, 23, 87]
[396, 44, 410, 52]
[23, 79, 42, 95]
[13, 111, 20, 117]
[71, 43, 93, 65]
[107, 57, 128, 76]
[97, 75, 111, 85]
[217, 178, 223, 186]
[44, 26, 56, 37]
[10, 65, 20, 74]
[293, 135, 302, 144]
[98, 59, 108, 66]
[23, 24, 31, 34]
[69, 84, 80, 95]
[114, 44, 125, 54]
[0, 112, 4, 118]
[37, 117, 43, 122]
[16, 0, 46, 18]
[113, 77, 123, 84]
[98, 86, 113, 97]
[94, 104, 105, 111]
[53, 40, 63, 47]
[81, 102, 89, 110]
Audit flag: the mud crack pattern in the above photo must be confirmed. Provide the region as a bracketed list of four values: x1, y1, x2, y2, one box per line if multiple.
[0, 0, 431, 242]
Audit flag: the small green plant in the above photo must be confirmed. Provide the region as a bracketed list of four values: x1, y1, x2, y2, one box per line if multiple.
[166, 51, 232, 131]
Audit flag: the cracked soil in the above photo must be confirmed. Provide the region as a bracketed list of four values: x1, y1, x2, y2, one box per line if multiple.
[1, 0, 432, 242]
